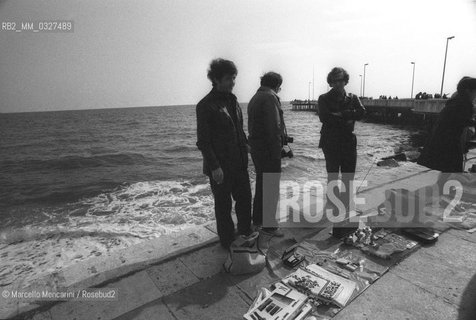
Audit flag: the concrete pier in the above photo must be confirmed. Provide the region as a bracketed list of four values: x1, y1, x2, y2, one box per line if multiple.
[362, 98, 447, 115]
[291, 98, 449, 126]
[290, 100, 318, 111]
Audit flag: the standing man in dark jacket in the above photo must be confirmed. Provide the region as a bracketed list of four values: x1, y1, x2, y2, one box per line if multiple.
[196, 58, 252, 248]
[318, 67, 365, 217]
[248, 72, 286, 236]
[418, 77, 476, 173]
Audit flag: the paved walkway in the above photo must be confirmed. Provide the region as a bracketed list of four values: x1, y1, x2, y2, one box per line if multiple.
[20, 227, 476, 320]
[6, 151, 476, 320]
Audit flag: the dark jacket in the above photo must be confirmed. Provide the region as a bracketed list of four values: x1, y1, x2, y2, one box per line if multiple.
[196, 89, 248, 176]
[317, 89, 366, 149]
[247, 86, 285, 160]
[417, 93, 475, 172]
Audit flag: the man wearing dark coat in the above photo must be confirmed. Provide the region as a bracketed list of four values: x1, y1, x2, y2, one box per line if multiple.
[196, 58, 252, 248]
[418, 77, 476, 173]
[247, 72, 287, 236]
[317, 67, 365, 225]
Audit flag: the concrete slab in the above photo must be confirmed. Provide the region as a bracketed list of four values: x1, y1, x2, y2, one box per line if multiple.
[60, 225, 218, 290]
[112, 298, 175, 320]
[146, 259, 199, 297]
[48, 270, 161, 320]
[30, 311, 53, 320]
[447, 228, 476, 244]
[0, 298, 41, 320]
[178, 244, 228, 280]
[417, 232, 476, 273]
[204, 221, 218, 235]
[390, 248, 473, 305]
[333, 273, 459, 320]
[229, 267, 284, 301]
[162, 273, 250, 320]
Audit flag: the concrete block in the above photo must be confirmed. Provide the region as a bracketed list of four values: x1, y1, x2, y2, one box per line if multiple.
[162, 273, 250, 320]
[447, 228, 476, 244]
[178, 244, 228, 280]
[48, 270, 161, 320]
[112, 298, 175, 320]
[417, 232, 476, 273]
[391, 248, 473, 305]
[333, 273, 458, 320]
[60, 225, 218, 291]
[146, 260, 199, 297]
[31, 311, 53, 320]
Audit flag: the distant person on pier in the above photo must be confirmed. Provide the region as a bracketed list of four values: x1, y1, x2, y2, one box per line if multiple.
[247, 72, 288, 237]
[317, 67, 366, 235]
[415, 92, 422, 99]
[196, 58, 252, 248]
[418, 76, 476, 173]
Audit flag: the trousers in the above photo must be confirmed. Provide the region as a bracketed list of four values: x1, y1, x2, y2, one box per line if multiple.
[322, 139, 357, 210]
[251, 151, 281, 228]
[209, 168, 252, 247]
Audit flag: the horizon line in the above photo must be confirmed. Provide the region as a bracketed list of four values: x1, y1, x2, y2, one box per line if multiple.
[0, 100, 293, 114]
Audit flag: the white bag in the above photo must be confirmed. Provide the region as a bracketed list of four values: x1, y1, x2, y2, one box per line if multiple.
[223, 231, 266, 275]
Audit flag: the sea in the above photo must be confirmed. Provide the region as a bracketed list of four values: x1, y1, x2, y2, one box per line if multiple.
[0, 103, 427, 287]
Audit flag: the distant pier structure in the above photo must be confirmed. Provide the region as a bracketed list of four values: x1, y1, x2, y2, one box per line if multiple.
[362, 98, 447, 122]
[290, 97, 450, 132]
[290, 99, 318, 111]
[290, 97, 449, 122]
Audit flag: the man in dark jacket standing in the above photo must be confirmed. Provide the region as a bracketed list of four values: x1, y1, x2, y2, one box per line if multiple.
[248, 72, 286, 236]
[318, 67, 365, 219]
[196, 58, 252, 248]
[418, 77, 476, 173]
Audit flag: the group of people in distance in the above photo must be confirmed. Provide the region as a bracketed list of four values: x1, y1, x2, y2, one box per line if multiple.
[415, 92, 448, 99]
[196, 57, 476, 249]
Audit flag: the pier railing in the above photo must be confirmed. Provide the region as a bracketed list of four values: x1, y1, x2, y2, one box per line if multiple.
[290, 100, 318, 111]
[291, 98, 447, 115]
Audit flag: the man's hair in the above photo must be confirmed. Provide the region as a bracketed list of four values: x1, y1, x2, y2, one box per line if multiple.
[457, 76, 476, 94]
[260, 72, 283, 90]
[327, 67, 349, 85]
[207, 58, 238, 87]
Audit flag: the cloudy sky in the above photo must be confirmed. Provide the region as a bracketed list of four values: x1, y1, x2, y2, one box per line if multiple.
[1, 0, 475, 112]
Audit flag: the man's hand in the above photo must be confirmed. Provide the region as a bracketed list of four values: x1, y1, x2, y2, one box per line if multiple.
[212, 167, 224, 184]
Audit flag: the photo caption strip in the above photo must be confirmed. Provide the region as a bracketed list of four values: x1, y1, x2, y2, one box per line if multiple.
[1, 287, 118, 301]
[1, 20, 74, 33]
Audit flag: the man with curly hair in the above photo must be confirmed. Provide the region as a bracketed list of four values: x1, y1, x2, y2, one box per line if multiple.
[196, 58, 252, 248]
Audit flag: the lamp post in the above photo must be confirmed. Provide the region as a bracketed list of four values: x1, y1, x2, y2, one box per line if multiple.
[359, 75, 363, 97]
[363, 63, 369, 97]
[411, 62, 416, 99]
[312, 65, 315, 100]
[308, 81, 311, 101]
[440, 36, 455, 96]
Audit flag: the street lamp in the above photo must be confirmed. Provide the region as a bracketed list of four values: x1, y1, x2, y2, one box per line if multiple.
[359, 75, 363, 97]
[440, 36, 455, 96]
[411, 62, 416, 99]
[363, 63, 369, 97]
[308, 81, 311, 101]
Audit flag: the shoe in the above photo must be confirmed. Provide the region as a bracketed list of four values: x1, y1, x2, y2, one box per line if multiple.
[251, 224, 261, 232]
[261, 227, 285, 237]
[238, 228, 253, 237]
